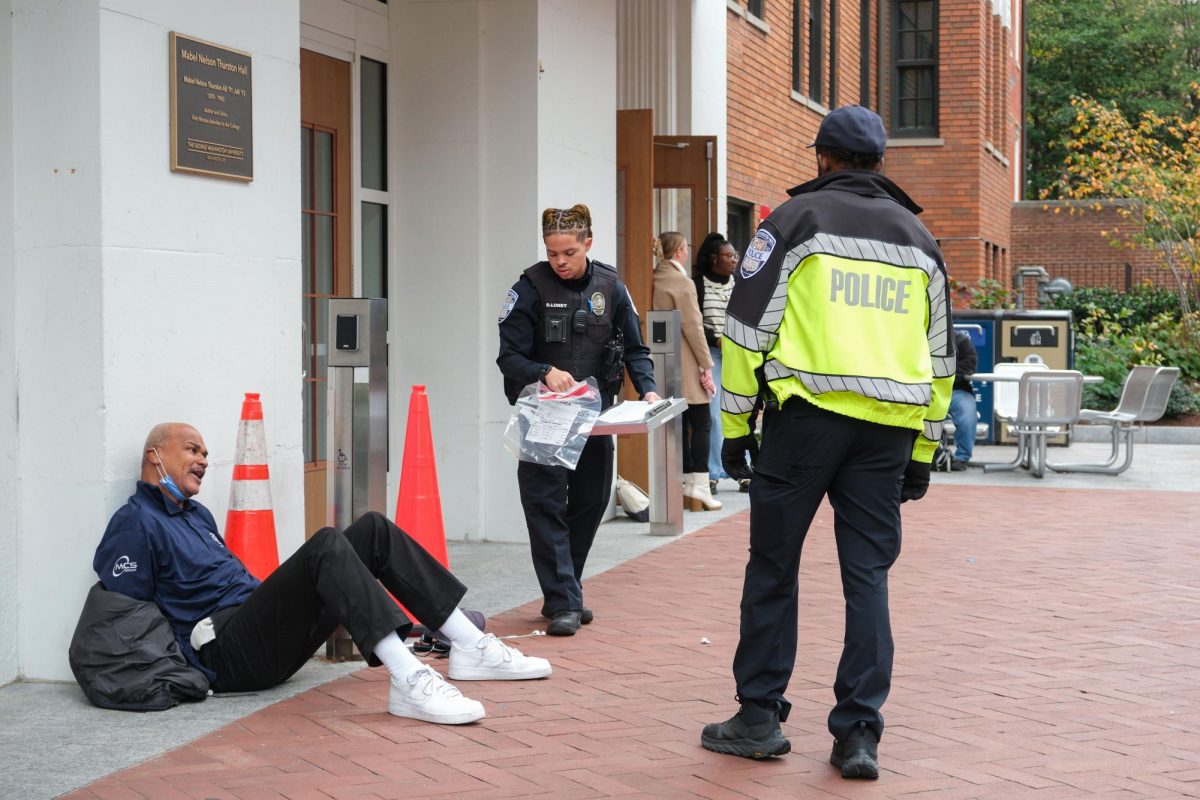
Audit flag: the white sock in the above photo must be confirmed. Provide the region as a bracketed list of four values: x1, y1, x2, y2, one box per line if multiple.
[437, 608, 486, 649]
[373, 631, 425, 683]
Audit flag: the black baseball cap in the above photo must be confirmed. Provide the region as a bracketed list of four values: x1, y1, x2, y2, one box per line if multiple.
[808, 105, 887, 156]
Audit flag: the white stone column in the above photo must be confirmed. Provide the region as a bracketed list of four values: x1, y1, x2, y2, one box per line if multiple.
[691, 0, 729, 232]
[6, 0, 303, 681]
[10, 0, 107, 683]
[390, 0, 616, 544]
[0, 0, 19, 685]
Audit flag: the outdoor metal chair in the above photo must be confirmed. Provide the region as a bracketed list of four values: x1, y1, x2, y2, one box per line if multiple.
[1050, 366, 1180, 475]
[983, 370, 1083, 478]
[1046, 365, 1157, 473]
[942, 417, 989, 450]
[971, 361, 1048, 471]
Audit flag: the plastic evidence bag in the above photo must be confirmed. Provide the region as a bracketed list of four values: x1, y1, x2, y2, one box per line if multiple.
[503, 377, 602, 469]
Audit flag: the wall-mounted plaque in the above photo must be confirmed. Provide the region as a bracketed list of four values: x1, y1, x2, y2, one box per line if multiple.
[169, 32, 253, 181]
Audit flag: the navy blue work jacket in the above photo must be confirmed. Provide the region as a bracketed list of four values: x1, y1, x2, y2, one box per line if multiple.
[93, 481, 259, 677]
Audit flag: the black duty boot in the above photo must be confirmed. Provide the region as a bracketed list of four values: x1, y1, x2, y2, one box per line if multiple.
[830, 721, 879, 779]
[546, 610, 582, 636]
[700, 706, 790, 760]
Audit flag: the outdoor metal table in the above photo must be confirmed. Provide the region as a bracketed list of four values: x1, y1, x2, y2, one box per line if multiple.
[970, 370, 1097, 477]
[971, 372, 1103, 384]
[590, 397, 688, 537]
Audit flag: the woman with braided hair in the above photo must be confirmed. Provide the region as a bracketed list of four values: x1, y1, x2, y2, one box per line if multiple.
[497, 204, 660, 636]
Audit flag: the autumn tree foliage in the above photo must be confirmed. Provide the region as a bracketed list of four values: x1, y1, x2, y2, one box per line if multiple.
[1048, 92, 1200, 313]
[1026, 0, 1200, 197]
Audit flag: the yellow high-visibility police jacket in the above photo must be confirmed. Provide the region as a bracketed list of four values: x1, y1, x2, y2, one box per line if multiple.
[721, 170, 955, 463]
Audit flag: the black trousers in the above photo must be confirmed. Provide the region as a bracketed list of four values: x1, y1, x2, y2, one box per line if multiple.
[201, 511, 466, 692]
[731, 399, 912, 741]
[517, 434, 614, 614]
[682, 402, 712, 474]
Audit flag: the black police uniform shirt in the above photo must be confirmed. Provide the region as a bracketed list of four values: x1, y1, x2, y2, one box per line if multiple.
[497, 259, 657, 408]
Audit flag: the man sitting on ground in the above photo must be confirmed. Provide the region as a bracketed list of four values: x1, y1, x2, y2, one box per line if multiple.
[93, 422, 551, 725]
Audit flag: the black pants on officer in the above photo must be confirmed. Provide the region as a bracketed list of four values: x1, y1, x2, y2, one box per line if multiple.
[201, 511, 466, 692]
[732, 398, 912, 741]
[517, 433, 614, 615]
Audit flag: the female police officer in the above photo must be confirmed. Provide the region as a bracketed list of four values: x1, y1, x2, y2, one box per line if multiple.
[497, 204, 659, 636]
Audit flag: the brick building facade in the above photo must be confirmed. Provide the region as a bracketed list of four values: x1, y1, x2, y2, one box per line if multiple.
[725, 0, 1021, 305]
[1011, 201, 1172, 296]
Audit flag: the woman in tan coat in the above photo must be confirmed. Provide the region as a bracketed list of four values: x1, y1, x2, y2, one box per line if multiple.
[653, 231, 720, 510]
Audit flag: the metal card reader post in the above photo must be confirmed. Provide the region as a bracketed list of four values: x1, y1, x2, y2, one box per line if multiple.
[326, 297, 387, 659]
[592, 397, 687, 536]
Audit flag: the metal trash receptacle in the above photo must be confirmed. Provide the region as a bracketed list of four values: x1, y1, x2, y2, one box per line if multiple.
[952, 312, 997, 445]
[955, 309, 1075, 445]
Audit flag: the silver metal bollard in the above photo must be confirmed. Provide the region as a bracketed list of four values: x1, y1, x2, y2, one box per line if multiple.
[646, 310, 684, 536]
[325, 297, 388, 659]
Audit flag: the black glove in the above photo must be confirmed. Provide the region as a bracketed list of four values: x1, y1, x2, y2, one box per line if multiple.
[900, 460, 931, 503]
[722, 435, 757, 481]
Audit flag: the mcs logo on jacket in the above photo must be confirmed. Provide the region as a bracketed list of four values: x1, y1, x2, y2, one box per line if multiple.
[112, 555, 138, 577]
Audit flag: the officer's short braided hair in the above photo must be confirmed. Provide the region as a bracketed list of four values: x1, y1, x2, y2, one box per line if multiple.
[541, 204, 592, 243]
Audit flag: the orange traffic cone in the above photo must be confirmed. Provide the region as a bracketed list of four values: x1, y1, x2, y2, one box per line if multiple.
[394, 385, 449, 568]
[225, 393, 280, 580]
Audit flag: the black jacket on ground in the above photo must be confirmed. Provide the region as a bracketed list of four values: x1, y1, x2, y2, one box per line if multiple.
[69, 582, 210, 711]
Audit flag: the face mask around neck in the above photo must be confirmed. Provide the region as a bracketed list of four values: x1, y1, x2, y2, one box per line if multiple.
[153, 447, 189, 504]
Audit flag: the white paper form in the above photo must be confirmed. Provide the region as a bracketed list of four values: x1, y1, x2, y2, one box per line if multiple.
[596, 399, 677, 425]
[525, 400, 585, 445]
[596, 401, 653, 425]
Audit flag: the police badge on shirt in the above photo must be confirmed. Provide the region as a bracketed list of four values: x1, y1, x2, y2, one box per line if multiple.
[498, 289, 518, 323]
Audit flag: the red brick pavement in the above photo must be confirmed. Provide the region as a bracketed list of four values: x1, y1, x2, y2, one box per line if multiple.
[67, 484, 1200, 799]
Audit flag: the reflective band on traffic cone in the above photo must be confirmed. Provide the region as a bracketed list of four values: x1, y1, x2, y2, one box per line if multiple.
[225, 392, 280, 580]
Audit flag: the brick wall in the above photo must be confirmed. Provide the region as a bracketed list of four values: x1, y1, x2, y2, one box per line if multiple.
[726, 1, 842, 207]
[1010, 200, 1173, 294]
[727, 0, 1021, 308]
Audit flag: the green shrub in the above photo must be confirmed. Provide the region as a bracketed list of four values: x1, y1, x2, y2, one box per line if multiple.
[966, 278, 1015, 310]
[1070, 306, 1200, 418]
[1049, 285, 1182, 329]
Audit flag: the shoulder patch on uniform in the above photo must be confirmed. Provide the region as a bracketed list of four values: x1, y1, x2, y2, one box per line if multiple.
[498, 288, 518, 324]
[740, 229, 776, 278]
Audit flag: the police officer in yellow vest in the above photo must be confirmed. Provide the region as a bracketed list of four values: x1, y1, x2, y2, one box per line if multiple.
[701, 106, 955, 779]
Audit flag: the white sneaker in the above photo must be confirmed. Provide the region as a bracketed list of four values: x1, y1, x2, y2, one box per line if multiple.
[448, 634, 553, 681]
[388, 666, 485, 724]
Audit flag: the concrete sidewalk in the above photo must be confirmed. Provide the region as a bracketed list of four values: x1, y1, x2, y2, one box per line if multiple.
[5, 443, 1200, 799]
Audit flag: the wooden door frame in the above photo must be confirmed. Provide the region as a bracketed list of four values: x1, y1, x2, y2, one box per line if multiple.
[300, 49, 352, 538]
[653, 135, 719, 246]
[616, 110, 655, 492]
